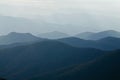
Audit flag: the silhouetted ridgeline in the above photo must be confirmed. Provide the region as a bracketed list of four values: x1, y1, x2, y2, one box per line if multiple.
[37, 30, 120, 40]
[76, 30, 120, 40]
[31, 50, 120, 80]
[58, 37, 120, 50]
[0, 1, 120, 80]
[0, 40, 106, 80]
[0, 31, 120, 80]
[0, 32, 43, 45]
[1, 32, 120, 50]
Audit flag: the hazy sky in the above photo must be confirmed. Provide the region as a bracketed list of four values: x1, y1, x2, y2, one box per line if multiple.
[0, 0, 120, 34]
[0, 0, 120, 17]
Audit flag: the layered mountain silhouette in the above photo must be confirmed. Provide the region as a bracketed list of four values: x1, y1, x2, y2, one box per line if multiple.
[76, 30, 120, 40]
[38, 30, 120, 40]
[58, 37, 120, 50]
[38, 31, 69, 39]
[0, 30, 120, 80]
[0, 32, 42, 45]
[31, 50, 120, 80]
[0, 40, 106, 80]
[75, 32, 95, 39]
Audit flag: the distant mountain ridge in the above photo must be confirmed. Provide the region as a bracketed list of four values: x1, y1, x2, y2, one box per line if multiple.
[0, 32, 42, 45]
[38, 31, 69, 39]
[75, 32, 95, 39]
[38, 30, 120, 40]
[58, 37, 120, 50]
[76, 30, 120, 40]
[0, 14, 120, 80]
[0, 30, 120, 50]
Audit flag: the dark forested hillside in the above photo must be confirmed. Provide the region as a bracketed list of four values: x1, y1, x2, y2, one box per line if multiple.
[0, 40, 106, 80]
[32, 50, 120, 80]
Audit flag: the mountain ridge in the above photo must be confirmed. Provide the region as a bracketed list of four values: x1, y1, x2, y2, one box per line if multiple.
[76, 30, 120, 40]
[0, 40, 106, 80]
[58, 36, 120, 50]
[0, 32, 42, 45]
[38, 31, 69, 39]
[31, 49, 120, 80]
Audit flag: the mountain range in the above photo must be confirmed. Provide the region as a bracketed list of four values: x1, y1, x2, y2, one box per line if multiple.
[38, 31, 69, 39]
[38, 30, 120, 40]
[1, 31, 120, 50]
[32, 50, 120, 80]
[58, 37, 120, 50]
[1, 14, 120, 35]
[0, 32, 42, 45]
[0, 30, 120, 44]
[0, 30, 120, 80]
[0, 40, 106, 80]
[76, 30, 120, 40]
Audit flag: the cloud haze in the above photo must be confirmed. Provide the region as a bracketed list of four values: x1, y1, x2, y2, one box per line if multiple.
[0, 0, 120, 17]
[0, 0, 120, 34]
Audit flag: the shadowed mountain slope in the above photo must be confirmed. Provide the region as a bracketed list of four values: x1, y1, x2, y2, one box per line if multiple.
[0, 40, 106, 80]
[58, 37, 120, 50]
[32, 50, 120, 80]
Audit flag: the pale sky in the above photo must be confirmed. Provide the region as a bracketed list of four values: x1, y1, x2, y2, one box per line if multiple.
[0, 0, 120, 34]
[0, 0, 120, 17]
